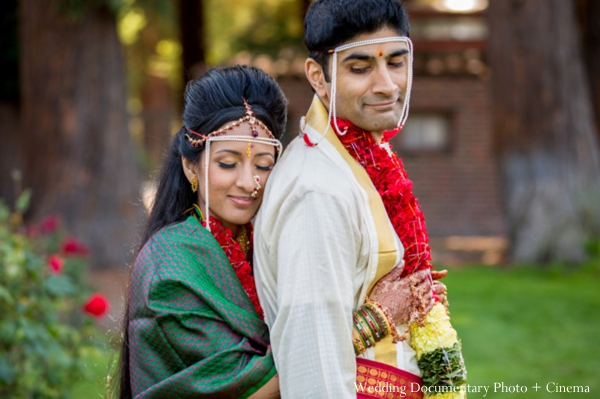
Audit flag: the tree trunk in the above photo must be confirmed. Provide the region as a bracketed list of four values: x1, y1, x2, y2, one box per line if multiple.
[179, 0, 207, 83]
[0, 102, 21, 206]
[19, 0, 141, 269]
[0, 0, 21, 206]
[141, 74, 177, 175]
[487, 0, 600, 264]
[577, 0, 600, 142]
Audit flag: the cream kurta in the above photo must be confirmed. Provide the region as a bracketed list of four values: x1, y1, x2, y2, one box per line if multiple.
[254, 96, 420, 399]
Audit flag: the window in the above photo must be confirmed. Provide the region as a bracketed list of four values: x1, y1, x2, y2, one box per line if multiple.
[392, 111, 451, 153]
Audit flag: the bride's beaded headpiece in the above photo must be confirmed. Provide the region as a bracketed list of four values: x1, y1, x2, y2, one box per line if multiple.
[184, 99, 283, 233]
[184, 99, 277, 147]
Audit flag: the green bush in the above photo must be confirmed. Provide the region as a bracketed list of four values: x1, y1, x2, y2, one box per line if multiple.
[0, 191, 110, 398]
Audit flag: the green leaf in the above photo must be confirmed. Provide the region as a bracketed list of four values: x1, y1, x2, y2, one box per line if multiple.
[0, 201, 9, 222]
[24, 251, 43, 272]
[0, 286, 13, 304]
[418, 342, 468, 388]
[0, 321, 18, 345]
[44, 274, 76, 297]
[0, 356, 16, 384]
[15, 189, 31, 214]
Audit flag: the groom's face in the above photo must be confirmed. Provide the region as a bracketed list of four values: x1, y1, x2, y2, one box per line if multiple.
[314, 26, 410, 134]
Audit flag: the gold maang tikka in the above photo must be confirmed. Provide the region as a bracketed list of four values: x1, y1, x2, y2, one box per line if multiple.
[245, 99, 259, 158]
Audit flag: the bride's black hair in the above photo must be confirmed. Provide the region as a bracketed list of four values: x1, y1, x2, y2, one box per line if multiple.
[142, 65, 287, 250]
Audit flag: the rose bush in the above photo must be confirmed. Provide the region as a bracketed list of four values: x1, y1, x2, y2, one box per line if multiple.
[0, 190, 110, 398]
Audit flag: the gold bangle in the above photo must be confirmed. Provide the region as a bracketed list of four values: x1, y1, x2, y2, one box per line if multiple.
[362, 305, 387, 340]
[364, 300, 391, 335]
[352, 327, 367, 355]
[363, 302, 390, 338]
[353, 313, 375, 347]
[358, 306, 382, 341]
[353, 314, 371, 348]
[357, 311, 377, 344]
[364, 296, 402, 343]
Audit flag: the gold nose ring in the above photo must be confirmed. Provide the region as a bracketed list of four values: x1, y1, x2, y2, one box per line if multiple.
[251, 175, 262, 198]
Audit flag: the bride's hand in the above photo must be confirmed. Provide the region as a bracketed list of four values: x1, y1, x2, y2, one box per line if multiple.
[368, 268, 432, 325]
[431, 269, 448, 305]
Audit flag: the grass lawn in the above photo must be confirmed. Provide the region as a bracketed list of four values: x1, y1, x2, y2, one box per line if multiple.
[72, 264, 600, 398]
[69, 340, 116, 399]
[444, 264, 600, 398]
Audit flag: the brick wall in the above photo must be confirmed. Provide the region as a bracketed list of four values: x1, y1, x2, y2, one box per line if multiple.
[277, 75, 507, 239]
[396, 76, 506, 237]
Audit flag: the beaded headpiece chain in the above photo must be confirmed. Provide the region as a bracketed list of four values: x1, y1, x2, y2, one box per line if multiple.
[304, 36, 414, 147]
[183, 99, 282, 233]
[184, 99, 277, 147]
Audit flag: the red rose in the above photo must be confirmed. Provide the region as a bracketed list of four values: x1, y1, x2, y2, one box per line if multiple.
[61, 237, 90, 256]
[83, 293, 109, 317]
[48, 254, 64, 274]
[40, 216, 60, 234]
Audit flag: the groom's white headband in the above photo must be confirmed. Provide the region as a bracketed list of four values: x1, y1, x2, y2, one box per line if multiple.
[310, 36, 414, 144]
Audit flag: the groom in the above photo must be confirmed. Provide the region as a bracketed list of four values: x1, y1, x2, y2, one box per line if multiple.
[254, 1, 438, 398]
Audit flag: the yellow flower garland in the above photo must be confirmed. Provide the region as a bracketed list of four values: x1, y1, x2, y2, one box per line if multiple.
[409, 302, 467, 399]
[410, 303, 458, 358]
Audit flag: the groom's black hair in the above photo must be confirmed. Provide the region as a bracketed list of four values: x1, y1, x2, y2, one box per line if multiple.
[304, 0, 410, 81]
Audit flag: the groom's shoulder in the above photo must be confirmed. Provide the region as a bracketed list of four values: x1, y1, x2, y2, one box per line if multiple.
[270, 136, 351, 192]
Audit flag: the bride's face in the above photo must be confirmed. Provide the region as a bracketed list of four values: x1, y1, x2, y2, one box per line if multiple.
[197, 122, 277, 235]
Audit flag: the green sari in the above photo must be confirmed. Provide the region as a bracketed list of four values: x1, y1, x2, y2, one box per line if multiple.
[128, 215, 275, 398]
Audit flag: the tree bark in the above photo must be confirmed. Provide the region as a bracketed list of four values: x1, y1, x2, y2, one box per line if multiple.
[19, 0, 141, 269]
[0, 0, 21, 206]
[577, 0, 600, 142]
[0, 102, 21, 206]
[141, 74, 176, 175]
[179, 0, 207, 83]
[487, 0, 600, 264]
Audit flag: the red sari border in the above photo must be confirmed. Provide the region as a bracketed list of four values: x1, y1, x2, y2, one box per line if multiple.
[356, 357, 423, 399]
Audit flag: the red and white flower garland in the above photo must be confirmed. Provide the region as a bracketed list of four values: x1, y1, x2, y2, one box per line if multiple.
[203, 216, 264, 319]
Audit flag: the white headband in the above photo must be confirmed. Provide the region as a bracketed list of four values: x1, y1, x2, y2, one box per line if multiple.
[203, 135, 283, 233]
[312, 36, 414, 145]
